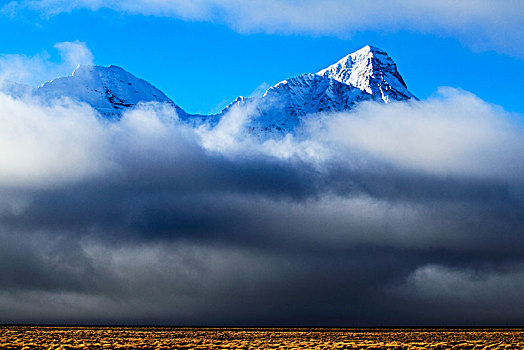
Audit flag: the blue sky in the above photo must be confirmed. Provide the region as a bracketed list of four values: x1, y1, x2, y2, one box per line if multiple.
[1, 1, 523, 115]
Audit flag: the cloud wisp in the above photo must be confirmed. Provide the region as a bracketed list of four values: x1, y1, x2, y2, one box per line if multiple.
[5, 0, 524, 57]
[0, 86, 523, 325]
[0, 40, 93, 87]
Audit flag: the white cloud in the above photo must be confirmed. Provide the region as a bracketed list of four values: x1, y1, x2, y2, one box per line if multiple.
[54, 41, 94, 68]
[6, 0, 524, 56]
[321, 88, 524, 179]
[0, 40, 93, 86]
[0, 93, 109, 187]
[198, 102, 255, 152]
[2, 83, 522, 188]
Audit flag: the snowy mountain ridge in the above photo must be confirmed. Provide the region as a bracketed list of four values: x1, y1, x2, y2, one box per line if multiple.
[1, 45, 415, 133]
[36, 64, 187, 119]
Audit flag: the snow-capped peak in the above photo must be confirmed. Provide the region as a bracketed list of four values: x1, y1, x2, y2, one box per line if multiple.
[72, 64, 118, 77]
[37, 64, 185, 119]
[317, 45, 415, 102]
[219, 45, 416, 135]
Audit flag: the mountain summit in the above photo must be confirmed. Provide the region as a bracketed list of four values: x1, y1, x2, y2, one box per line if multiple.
[36, 65, 186, 119]
[317, 45, 415, 102]
[5, 45, 415, 134]
[224, 45, 416, 134]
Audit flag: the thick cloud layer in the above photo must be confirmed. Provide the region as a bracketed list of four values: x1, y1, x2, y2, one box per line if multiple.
[0, 88, 523, 325]
[6, 0, 524, 57]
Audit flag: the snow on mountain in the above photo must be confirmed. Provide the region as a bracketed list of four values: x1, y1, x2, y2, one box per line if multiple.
[247, 73, 371, 134]
[317, 45, 416, 103]
[222, 45, 415, 134]
[3, 45, 415, 136]
[36, 65, 187, 119]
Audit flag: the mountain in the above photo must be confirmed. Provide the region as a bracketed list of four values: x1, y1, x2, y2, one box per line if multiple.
[242, 74, 371, 134]
[36, 65, 187, 119]
[317, 45, 416, 103]
[2, 45, 415, 133]
[222, 45, 416, 134]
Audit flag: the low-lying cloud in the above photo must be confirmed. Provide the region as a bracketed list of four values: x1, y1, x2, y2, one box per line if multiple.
[323, 88, 524, 179]
[0, 87, 523, 325]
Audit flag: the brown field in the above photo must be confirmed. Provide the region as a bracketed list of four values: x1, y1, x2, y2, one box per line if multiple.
[0, 327, 523, 349]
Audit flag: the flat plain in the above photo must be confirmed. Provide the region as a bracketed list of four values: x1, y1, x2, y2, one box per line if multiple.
[0, 327, 523, 349]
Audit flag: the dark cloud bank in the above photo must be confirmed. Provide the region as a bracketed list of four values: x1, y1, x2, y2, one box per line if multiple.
[0, 89, 523, 326]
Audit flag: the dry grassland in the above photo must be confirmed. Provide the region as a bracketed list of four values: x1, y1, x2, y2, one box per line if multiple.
[0, 327, 523, 349]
